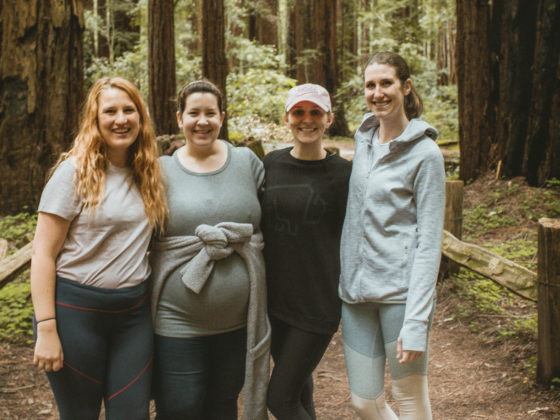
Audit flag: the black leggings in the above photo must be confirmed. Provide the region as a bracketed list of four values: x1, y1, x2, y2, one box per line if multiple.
[267, 316, 333, 420]
[153, 328, 247, 420]
[44, 278, 153, 420]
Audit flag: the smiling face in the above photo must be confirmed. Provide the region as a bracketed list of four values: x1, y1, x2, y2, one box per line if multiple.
[177, 92, 224, 150]
[285, 101, 333, 146]
[97, 87, 140, 165]
[364, 63, 411, 122]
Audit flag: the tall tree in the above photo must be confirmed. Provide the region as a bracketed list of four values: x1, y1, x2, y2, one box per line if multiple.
[0, 0, 84, 213]
[148, 0, 177, 135]
[456, 0, 560, 185]
[524, 0, 560, 185]
[289, 0, 349, 136]
[201, 0, 229, 140]
[456, 0, 495, 182]
[248, 0, 278, 47]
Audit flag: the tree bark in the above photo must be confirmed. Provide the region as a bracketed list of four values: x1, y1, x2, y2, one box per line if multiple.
[248, 0, 278, 47]
[289, 0, 349, 136]
[148, 0, 177, 136]
[201, 0, 229, 140]
[525, 0, 560, 185]
[456, 0, 495, 182]
[537, 218, 560, 385]
[0, 0, 84, 214]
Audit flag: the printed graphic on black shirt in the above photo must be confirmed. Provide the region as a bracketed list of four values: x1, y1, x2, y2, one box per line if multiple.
[268, 184, 327, 236]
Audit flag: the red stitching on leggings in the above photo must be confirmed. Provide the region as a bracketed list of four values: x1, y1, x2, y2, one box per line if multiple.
[55, 293, 148, 314]
[64, 362, 103, 385]
[107, 357, 153, 401]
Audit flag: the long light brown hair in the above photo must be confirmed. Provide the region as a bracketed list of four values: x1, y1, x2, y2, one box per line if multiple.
[55, 77, 167, 231]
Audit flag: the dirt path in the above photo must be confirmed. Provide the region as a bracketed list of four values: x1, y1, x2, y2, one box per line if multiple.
[2, 281, 559, 419]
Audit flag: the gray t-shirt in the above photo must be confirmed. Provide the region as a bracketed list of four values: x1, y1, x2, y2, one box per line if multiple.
[38, 158, 152, 289]
[155, 142, 264, 337]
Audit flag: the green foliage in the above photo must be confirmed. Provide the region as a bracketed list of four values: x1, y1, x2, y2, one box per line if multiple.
[463, 205, 517, 236]
[0, 280, 33, 344]
[226, 38, 296, 124]
[451, 269, 537, 343]
[0, 213, 37, 251]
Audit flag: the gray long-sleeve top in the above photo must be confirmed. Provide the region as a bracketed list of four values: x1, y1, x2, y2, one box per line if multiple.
[339, 114, 445, 352]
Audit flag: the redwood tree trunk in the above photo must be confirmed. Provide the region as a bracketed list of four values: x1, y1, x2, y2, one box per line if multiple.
[456, 0, 495, 182]
[457, 0, 559, 185]
[148, 0, 177, 136]
[201, 0, 228, 140]
[525, 0, 560, 185]
[0, 0, 84, 214]
[248, 0, 278, 47]
[290, 0, 349, 136]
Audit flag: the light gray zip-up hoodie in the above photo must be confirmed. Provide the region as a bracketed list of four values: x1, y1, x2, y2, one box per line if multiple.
[339, 113, 445, 352]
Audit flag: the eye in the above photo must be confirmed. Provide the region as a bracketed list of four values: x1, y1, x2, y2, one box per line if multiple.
[124, 106, 137, 114]
[310, 109, 324, 117]
[365, 82, 375, 89]
[291, 109, 305, 117]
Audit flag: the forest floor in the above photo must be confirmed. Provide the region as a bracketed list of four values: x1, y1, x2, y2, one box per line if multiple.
[1, 139, 560, 419]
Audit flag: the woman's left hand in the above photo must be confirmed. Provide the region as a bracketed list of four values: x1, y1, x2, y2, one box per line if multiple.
[396, 337, 423, 364]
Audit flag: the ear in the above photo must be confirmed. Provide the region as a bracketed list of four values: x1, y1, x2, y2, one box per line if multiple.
[403, 79, 412, 96]
[220, 111, 226, 125]
[325, 112, 335, 128]
[283, 113, 289, 125]
[176, 111, 183, 128]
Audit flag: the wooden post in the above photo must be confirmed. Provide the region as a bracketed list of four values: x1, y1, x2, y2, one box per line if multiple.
[537, 218, 560, 385]
[440, 180, 464, 279]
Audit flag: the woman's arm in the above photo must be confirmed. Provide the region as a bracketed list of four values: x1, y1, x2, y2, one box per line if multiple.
[31, 212, 71, 372]
[400, 145, 445, 354]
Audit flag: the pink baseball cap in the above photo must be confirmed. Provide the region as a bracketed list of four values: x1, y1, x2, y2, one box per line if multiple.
[285, 83, 332, 112]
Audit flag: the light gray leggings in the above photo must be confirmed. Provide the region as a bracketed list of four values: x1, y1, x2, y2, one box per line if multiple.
[342, 302, 432, 420]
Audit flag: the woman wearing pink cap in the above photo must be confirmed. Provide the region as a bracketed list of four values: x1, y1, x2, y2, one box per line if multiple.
[261, 84, 351, 419]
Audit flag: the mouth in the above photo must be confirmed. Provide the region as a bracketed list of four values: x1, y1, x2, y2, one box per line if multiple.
[297, 127, 318, 133]
[112, 128, 131, 135]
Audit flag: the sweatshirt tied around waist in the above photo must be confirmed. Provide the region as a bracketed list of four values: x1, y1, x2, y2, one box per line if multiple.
[150, 222, 271, 420]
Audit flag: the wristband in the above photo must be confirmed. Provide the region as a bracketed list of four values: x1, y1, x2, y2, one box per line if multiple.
[36, 317, 56, 324]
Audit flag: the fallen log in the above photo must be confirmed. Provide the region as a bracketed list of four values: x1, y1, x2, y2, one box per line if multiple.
[0, 238, 8, 260]
[441, 230, 537, 301]
[0, 242, 32, 289]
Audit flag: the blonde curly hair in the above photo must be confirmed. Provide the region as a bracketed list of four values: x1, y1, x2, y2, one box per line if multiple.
[54, 77, 167, 231]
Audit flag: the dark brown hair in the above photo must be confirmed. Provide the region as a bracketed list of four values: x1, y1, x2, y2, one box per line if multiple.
[367, 51, 423, 119]
[177, 79, 224, 114]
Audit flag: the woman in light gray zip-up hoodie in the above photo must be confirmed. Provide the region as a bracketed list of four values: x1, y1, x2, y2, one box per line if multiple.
[340, 52, 445, 419]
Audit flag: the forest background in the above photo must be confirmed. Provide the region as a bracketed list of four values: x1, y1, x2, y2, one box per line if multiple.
[1, 0, 560, 418]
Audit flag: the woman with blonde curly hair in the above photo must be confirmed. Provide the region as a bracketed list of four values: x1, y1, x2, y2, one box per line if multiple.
[30, 76, 167, 419]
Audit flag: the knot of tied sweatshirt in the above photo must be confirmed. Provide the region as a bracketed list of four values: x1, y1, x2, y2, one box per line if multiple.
[180, 223, 255, 293]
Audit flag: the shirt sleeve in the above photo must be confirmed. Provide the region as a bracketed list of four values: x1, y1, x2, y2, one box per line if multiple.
[400, 143, 445, 351]
[38, 159, 82, 221]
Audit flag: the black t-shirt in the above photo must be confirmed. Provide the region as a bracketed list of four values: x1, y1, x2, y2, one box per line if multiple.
[261, 147, 351, 334]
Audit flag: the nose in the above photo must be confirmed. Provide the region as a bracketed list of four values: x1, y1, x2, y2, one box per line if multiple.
[302, 112, 313, 123]
[373, 86, 384, 98]
[115, 111, 127, 124]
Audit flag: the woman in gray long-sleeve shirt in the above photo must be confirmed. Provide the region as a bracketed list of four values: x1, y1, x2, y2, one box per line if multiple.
[340, 52, 445, 419]
[151, 80, 269, 420]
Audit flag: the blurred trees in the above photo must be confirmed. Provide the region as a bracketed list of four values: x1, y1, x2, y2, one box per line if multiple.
[0, 0, 84, 213]
[457, 0, 560, 185]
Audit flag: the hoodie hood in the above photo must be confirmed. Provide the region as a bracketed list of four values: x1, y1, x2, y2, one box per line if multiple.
[357, 113, 438, 151]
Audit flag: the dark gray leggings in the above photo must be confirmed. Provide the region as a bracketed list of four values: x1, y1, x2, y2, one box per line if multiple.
[153, 328, 247, 420]
[43, 277, 153, 420]
[267, 316, 333, 420]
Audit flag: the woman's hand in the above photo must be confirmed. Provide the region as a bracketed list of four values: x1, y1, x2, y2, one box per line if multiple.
[396, 337, 423, 364]
[34, 319, 64, 372]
